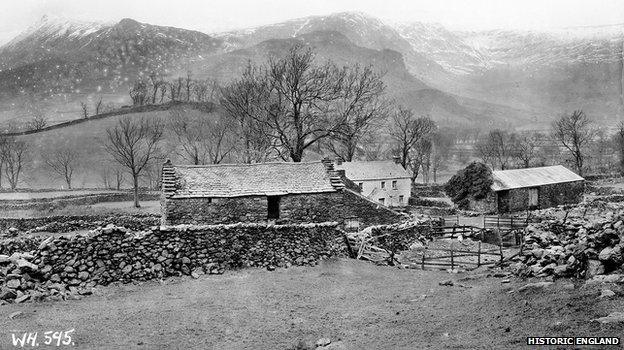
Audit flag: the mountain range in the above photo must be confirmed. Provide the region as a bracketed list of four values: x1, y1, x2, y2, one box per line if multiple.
[0, 11, 621, 128]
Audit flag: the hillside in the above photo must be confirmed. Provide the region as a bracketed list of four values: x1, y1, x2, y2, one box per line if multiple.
[218, 12, 624, 124]
[189, 30, 534, 127]
[15, 102, 216, 189]
[0, 16, 225, 124]
[0, 11, 620, 128]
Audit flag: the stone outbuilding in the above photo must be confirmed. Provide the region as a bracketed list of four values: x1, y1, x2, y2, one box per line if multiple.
[470, 165, 585, 213]
[161, 160, 404, 226]
[334, 160, 411, 207]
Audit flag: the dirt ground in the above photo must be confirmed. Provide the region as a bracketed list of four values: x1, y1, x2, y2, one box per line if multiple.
[1, 259, 622, 350]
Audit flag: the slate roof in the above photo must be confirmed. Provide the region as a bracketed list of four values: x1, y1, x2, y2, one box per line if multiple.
[491, 165, 584, 191]
[335, 160, 411, 181]
[163, 161, 339, 198]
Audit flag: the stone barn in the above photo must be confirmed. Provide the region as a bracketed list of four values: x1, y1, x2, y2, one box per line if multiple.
[471, 165, 585, 213]
[160, 160, 404, 226]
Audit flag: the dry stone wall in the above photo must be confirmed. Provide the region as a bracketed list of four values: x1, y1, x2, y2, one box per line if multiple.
[0, 222, 343, 304]
[0, 214, 159, 237]
[511, 212, 624, 278]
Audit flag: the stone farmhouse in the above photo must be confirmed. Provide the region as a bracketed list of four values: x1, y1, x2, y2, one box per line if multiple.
[334, 160, 411, 207]
[160, 160, 403, 226]
[469, 165, 585, 213]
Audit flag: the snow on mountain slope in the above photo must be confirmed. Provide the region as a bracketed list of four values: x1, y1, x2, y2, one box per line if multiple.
[394, 22, 492, 75]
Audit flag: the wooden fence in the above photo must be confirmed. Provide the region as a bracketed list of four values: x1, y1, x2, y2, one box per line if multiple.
[483, 214, 532, 230]
[416, 241, 504, 270]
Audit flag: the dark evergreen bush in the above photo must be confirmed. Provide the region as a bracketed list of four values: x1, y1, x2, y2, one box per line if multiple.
[444, 162, 493, 209]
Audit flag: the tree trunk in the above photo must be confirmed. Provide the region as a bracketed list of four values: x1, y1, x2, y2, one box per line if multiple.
[133, 174, 140, 208]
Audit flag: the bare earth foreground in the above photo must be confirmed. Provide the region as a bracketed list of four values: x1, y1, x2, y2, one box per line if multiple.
[1, 259, 623, 350]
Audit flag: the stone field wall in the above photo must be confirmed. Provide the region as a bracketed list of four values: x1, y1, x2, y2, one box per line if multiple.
[0, 222, 344, 303]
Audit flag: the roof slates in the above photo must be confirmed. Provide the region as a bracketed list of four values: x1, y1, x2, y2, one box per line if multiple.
[491, 165, 584, 191]
[170, 161, 337, 198]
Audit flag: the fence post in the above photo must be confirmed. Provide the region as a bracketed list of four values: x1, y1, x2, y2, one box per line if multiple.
[421, 254, 425, 270]
[450, 242, 455, 270]
[499, 241, 504, 266]
[477, 241, 481, 267]
[482, 215, 485, 229]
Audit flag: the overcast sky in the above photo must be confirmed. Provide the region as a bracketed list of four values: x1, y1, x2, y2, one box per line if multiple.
[1, 0, 623, 44]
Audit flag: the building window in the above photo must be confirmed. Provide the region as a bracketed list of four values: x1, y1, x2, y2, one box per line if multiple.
[267, 196, 280, 219]
[378, 198, 385, 205]
[381, 181, 386, 189]
[399, 195, 404, 203]
[392, 180, 397, 189]
[358, 182, 363, 189]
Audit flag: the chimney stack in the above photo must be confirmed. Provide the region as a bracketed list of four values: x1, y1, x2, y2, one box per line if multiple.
[392, 156, 401, 165]
[321, 157, 335, 172]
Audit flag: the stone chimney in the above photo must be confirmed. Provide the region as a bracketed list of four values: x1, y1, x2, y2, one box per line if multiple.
[321, 157, 335, 172]
[161, 159, 177, 197]
[335, 157, 343, 166]
[392, 156, 401, 165]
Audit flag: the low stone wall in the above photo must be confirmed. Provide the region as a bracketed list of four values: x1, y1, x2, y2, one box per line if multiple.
[0, 222, 343, 303]
[0, 214, 159, 235]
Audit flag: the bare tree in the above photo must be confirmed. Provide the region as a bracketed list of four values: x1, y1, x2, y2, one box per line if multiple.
[410, 137, 433, 183]
[29, 113, 47, 130]
[430, 131, 454, 183]
[388, 107, 436, 170]
[552, 110, 595, 176]
[130, 80, 149, 106]
[80, 102, 89, 119]
[44, 147, 80, 189]
[103, 117, 164, 207]
[223, 46, 388, 163]
[326, 64, 388, 161]
[94, 97, 103, 115]
[220, 64, 278, 163]
[185, 71, 194, 102]
[168, 108, 236, 165]
[262, 45, 347, 162]
[513, 132, 544, 168]
[1, 137, 28, 190]
[476, 130, 516, 170]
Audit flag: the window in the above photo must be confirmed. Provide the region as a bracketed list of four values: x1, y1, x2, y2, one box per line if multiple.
[399, 195, 404, 203]
[381, 181, 386, 189]
[267, 196, 280, 219]
[392, 180, 397, 189]
[358, 182, 363, 189]
[378, 198, 385, 205]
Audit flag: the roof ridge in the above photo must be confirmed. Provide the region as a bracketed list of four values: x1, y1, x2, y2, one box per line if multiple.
[172, 161, 324, 169]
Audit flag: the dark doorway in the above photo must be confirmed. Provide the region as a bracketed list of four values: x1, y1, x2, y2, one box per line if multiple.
[267, 196, 280, 219]
[497, 190, 510, 213]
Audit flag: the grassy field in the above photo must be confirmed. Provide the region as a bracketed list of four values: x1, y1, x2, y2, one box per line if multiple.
[0, 200, 160, 219]
[1, 259, 622, 350]
[0, 190, 123, 201]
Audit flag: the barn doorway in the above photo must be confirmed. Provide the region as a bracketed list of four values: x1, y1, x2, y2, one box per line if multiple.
[267, 196, 281, 219]
[528, 188, 539, 208]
